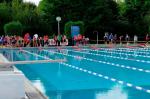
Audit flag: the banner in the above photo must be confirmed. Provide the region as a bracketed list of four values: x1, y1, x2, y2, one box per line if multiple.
[71, 26, 80, 38]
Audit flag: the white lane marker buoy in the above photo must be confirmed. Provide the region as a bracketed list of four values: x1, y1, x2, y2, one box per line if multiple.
[83, 48, 150, 58]
[65, 49, 150, 64]
[61, 62, 150, 94]
[43, 50, 150, 74]
[23, 49, 150, 94]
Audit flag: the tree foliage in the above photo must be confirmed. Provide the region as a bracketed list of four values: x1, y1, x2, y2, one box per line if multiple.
[64, 21, 84, 38]
[4, 21, 23, 36]
[0, 2, 11, 35]
[0, 0, 150, 39]
[119, 0, 150, 35]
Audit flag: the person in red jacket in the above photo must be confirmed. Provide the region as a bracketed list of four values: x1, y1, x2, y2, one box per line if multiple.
[77, 34, 82, 45]
[24, 33, 30, 47]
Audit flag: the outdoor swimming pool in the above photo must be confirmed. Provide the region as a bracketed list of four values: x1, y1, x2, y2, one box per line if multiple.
[1, 47, 150, 99]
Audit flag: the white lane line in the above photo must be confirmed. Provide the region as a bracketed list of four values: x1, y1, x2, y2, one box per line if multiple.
[21, 50, 51, 60]
[90, 47, 150, 53]
[61, 62, 150, 94]
[117, 47, 150, 51]
[22, 49, 150, 94]
[43, 49, 150, 74]
[93, 48, 150, 56]
[106, 48, 150, 55]
[135, 86, 143, 90]
[83, 48, 150, 58]
[65, 49, 150, 64]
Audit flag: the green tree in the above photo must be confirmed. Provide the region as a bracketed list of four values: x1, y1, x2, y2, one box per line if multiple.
[38, 0, 55, 35]
[144, 13, 150, 34]
[4, 21, 23, 36]
[84, 0, 119, 34]
[0, 0, 12, 3]
[64, 21, 84, 38]
[38, 0, 119, 38]
[121, 0, 150, 35]
[38, 0, 99, 34]
[11, 0, 41, 35]
[0, 2, 11, 35]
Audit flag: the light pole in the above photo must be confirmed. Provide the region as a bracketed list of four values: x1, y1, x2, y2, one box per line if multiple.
[56, 16, 61, 35]
[93, 31, 99, 45]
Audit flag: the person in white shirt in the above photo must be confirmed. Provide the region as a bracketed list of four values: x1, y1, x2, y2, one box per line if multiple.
[134, 35, 138, 44]
[33, 34, 38, 40]
[33, 34, 38, 47]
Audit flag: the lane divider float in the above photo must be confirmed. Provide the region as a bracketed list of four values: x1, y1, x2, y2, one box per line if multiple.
[23, 49, 150, 94]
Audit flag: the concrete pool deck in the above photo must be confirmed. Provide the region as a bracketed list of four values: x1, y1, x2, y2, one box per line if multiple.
[25, 78, 48, 99]
[0, 54, 47, 99]
[0, 43, 149, 49]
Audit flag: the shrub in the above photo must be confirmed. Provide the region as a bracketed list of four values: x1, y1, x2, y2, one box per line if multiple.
[4, 21, 23, 36]
[64, 21, 84, 38]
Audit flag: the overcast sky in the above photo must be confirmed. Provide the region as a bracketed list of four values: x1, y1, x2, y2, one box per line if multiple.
[24, 0, 41, 6]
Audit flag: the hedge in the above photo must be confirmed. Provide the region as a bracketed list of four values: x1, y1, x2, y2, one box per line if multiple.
[4, 21, 23, 36]
[64, 21, 84, 38]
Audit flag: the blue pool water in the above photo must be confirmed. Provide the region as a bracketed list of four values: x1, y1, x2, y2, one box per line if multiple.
[1, 47, 150, 99]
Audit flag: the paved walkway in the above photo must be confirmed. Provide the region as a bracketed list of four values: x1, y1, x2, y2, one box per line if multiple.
[0, 54, 47, 99]
[25, 79, 48, 99]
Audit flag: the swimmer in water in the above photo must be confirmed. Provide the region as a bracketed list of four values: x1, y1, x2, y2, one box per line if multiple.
[128, 58, 134, 60]
[90, 45, 100, 50]
[75, 56, 83, 60]
[38, 47, 42, 50]
[19, 47, 22, 50]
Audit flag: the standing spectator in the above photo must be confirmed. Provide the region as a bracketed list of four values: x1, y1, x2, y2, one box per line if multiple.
[73, 35, 77, 46]
[18, 36, 23, 47]
[0, 36, 4, 46]
[134, 35, 138, 44]
[54, 35, 57, 46]
[146, 34, 149, 44]
[33, 36, 36, 47]
[44, 35, 49, 47]
[125, 34, 130, 45]
[24, 33, 31, 47]
[125, 34, 129, 42]
[78, 34, 82, 45]
[11, 36, 16, 47]
[3, 36, 8, 46]
[104, 32, 108, 44]
[39, 37, 44, 47]
[16, 36, 20, 47]
[33, 34, 39, 47]
[24, 33, 27, 46]
[32, 34, 38, 47]
[34, 34, 38, 39]
[0, 36, 2, 46]
[119, 35, 123, 45]
[56, 34, 62, 46]
[82, 35, 86, 45]
[85, 37, 89, 45]
[113, 34, 117, 44]
[109, 33, 113, 44]
[62, 35, 67, 45]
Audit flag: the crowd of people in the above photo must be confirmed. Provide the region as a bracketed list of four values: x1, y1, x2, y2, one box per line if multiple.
[73, 34, 89, 46]
[0, 33, 68, 47]
[0, 32, 149, 48]
[0, 33, 90, 48]
[103, 32, 150, 44]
